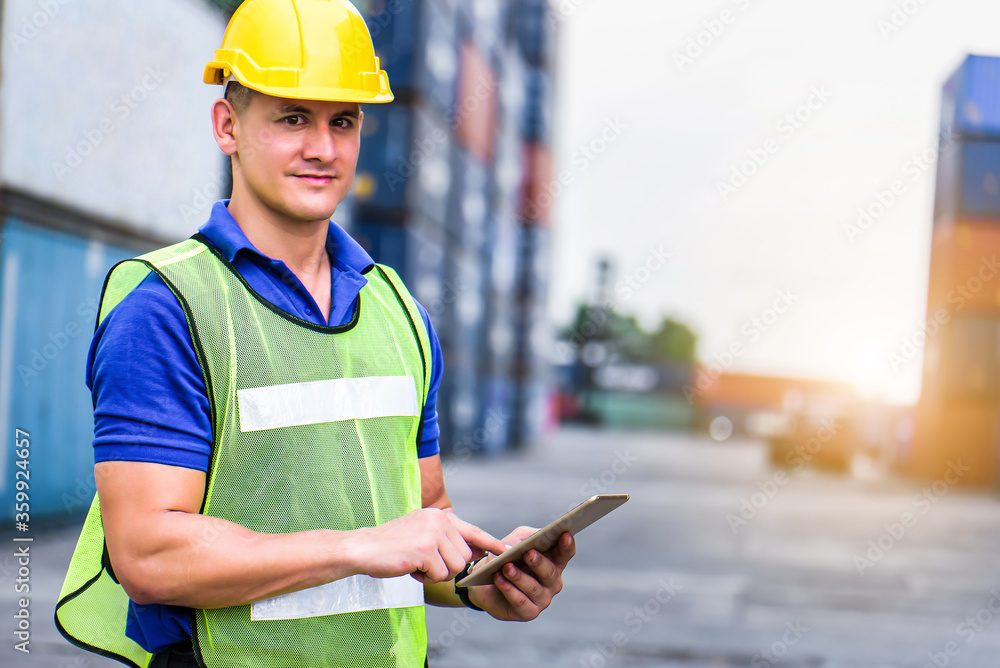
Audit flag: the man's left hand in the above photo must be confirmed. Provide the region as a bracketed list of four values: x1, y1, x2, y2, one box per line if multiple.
[466, 527, 576, 621]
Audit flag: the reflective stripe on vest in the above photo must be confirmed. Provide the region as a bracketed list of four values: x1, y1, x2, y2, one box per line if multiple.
[252, 574, 424, 621]
[237, 376, 420, 432]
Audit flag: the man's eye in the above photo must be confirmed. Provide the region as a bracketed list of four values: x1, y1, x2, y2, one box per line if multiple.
[333, 118, 355, 129]
[283, 115, 305, 126]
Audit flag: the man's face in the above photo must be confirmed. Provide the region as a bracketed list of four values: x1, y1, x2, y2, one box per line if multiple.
[231, 94, 362, 225]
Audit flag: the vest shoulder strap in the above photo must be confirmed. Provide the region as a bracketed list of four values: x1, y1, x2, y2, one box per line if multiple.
[373, 263, 433, 410]
[96, 238, 208, 327]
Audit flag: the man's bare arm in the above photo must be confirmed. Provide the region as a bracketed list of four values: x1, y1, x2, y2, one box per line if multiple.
[98, 460, 499, 609]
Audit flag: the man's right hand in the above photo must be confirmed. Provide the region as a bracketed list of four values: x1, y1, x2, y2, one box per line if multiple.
[349, 508, 506, 583]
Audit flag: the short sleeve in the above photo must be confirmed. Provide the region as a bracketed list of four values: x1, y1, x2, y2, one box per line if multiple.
[87, 271, 213, 471]
[413, 300, 442, 459]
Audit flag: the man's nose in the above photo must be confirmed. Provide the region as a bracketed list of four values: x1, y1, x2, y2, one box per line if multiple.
[302, 125, 337, 162]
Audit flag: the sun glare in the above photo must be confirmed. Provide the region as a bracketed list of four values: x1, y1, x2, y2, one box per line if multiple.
[841, 329, 919, 404]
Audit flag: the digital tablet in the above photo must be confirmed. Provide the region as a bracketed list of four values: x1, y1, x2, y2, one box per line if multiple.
[455, 493, 629, 588]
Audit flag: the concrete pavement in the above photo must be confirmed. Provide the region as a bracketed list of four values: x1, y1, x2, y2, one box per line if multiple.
[4, 426, 1000, 667]
[428, 427, 1000, 668]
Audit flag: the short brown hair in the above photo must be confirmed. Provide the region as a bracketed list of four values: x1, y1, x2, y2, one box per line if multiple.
[225, 81, 256, 116]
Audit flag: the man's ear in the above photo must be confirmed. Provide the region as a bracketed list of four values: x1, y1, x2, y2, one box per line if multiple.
[211, 98, 240, 157]
[358, 108, 364, 133]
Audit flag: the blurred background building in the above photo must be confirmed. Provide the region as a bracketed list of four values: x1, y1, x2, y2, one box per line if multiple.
[348, 0, 559, 457]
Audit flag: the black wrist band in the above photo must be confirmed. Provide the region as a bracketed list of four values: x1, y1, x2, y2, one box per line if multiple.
[455, 562, 485, 612]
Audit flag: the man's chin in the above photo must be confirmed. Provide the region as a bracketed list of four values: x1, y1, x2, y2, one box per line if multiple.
[284, 196, 341, 224]
[301, 206, 339, 223]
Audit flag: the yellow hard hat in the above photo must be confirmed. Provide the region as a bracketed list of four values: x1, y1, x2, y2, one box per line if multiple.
[203, 0, 393, 103]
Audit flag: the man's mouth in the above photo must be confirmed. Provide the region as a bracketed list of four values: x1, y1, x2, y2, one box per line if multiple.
[295, 174, 335, 186]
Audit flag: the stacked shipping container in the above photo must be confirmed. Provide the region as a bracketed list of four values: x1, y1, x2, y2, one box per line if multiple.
[915, 55, 1000, 487]
[508, 0, 558, 447]
[354, 0, 558, 455]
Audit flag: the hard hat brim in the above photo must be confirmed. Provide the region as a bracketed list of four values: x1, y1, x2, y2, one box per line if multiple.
[204, 62, 394, 104]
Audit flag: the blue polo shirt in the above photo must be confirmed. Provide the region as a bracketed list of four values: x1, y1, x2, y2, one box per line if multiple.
[87, 200, 443, 652]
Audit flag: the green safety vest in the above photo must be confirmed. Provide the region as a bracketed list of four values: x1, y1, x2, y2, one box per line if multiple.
[55, 235, 432, 667]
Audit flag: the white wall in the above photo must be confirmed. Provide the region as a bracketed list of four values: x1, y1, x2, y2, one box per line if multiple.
[1, 0, 229, 240]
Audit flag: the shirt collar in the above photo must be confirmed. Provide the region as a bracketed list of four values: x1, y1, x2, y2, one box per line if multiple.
[197, 200, 376, 275]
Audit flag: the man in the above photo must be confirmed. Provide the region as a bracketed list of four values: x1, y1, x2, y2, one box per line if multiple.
[54, 1, 574, 666]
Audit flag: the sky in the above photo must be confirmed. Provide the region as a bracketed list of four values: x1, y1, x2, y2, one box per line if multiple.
[547, 0, 1000, 405]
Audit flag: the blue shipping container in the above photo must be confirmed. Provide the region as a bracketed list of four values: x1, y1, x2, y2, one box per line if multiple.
[355, 103, 414, 212]
[515, 222, 550, 300]
[522, 66, 553, 143]
[447, 147, 492, 253]
[361, 0, 459, 115]
[355, 101, 453, 225]
[438, 362, 480, 456]
[439, 251, 488, 364]
[496, 43, 527, 126]
[484, 301, 517, 376]
[456, 0, 503, 58]
[411, 103, 454, 225]
[511, 378, 552, 448]
[942, 54, 1000, 139]
[351, 217, 447, 317]
[0, 219, 135, 522]
[507, 0, 555, 69]
[477, 375, 514, 455]
[488, 213, 519, 297]
[934, 138, 1000, 221]
[511, 301, 551, 378]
